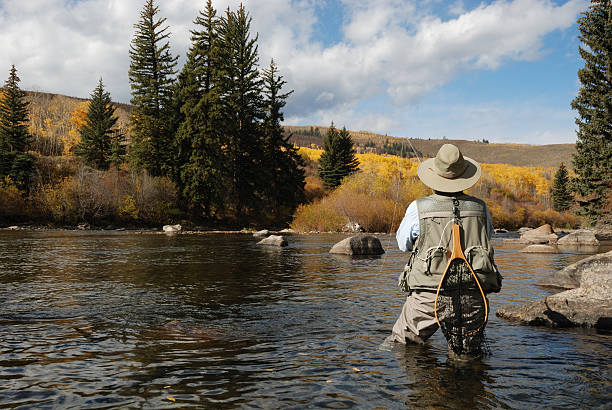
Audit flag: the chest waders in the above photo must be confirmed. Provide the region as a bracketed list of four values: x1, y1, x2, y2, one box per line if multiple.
[433, 198, 489, 352]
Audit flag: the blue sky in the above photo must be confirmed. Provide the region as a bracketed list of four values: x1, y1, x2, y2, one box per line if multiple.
[0, 0, 589, 144]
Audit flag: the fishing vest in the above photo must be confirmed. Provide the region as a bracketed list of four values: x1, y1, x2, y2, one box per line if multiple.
[398, 194, 502, 293]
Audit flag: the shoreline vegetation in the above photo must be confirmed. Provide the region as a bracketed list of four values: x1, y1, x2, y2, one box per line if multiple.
[1, 1, 609, 233]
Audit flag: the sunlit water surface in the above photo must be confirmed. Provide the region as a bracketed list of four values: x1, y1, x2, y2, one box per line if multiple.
[0, 231, 610, 408]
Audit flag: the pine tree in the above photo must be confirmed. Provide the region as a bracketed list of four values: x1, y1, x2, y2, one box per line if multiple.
[261, 59, 305, 218]
[318, 125, 359, 188]
[173, 0, 225, 217]
[0, 65, 34, 188]
[75, 78, 118, 170]
[570, 0, 612, 224]
[218, 5, 265, 220]
[108, 129, 126, 168]
[128, 0, 178, 176]
[551, 163, 573, 211]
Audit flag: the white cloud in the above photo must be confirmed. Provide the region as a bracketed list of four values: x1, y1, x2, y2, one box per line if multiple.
[0, 0, 586, 143]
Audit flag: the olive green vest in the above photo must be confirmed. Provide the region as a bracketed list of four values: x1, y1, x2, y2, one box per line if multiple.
[398, 194, 502, 293]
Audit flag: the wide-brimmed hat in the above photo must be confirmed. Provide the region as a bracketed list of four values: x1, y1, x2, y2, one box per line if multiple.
[417, 144, 481, 193]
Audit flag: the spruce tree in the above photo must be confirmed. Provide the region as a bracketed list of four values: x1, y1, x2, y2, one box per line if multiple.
[261, 59, 305, 218]
[552, 163, 573, 211]
[570, 0, 612, 224]
[173, 0, 225, 217]
[0, 65, 34, 188]
[128, 0, 178, 176]
[75, 79, 118, 170]
[318, 125, 359, 188]
[218, 5, 265, 220]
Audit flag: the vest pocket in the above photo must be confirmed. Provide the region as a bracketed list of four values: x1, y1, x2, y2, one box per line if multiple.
[425, 246, 448, 275]
[465, 246, 495, 273]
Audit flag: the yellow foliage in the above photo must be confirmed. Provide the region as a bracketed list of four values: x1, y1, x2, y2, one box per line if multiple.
[293, 148, 575, 231]
[118, 195, 139, 220]
[61, 102, 89, 156]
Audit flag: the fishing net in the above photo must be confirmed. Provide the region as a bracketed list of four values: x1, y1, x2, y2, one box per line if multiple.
[435, 258, 487, 357]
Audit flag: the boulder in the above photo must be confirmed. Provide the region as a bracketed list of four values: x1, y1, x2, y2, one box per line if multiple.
[77, 223, 90, 230]
[518, 227, 533, 234]
[558, 230, 600, 247]
[494, 228, 509, 234]
[257, 235, 288, 247]
[329, 234, 385, 255]
[497, 250, 612, 329]
[163, 224, 182, 233]
[7, 226, 20, 230]
[253, 229, 269, 238]
[280, 228, 296, 234]
[593, 224, 612, 241]
[519, 224, 558, 244]
[537, 250, 612, 289]
[520, 244, 559, 253]
[342, 221, 364, 233]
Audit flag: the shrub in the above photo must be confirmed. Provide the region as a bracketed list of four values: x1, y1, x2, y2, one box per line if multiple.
[0, 177, 27, 223]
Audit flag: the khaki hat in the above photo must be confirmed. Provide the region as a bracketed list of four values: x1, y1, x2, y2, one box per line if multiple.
[417, 144, 481, 193]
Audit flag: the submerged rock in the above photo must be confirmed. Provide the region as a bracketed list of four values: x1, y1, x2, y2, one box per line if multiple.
[519, 224, 558, 244]
[329, 234, 385, 255]
[557, 230, 600, 247]
[497, 250, 612, 329]
[520, 244, 559, 253]
[257, 235, 288, 247]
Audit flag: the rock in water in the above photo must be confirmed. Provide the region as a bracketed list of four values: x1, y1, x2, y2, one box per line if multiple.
[253, 229, 269, 238]
[537, 250, 612, 289]
[520, 244, 560, 253]
[557, 230, 600, 246]
[163, 224, 182, 233]
[497, 250, 612, 329]
[329, 235, 385, 255]
[257, 235, 288, 247]
[519, 224, 558, 244]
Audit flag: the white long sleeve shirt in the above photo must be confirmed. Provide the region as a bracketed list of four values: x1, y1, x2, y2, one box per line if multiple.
[396, 200, 494, 252]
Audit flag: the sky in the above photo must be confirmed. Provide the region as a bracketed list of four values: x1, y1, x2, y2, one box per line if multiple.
[0, 0, 589, 144]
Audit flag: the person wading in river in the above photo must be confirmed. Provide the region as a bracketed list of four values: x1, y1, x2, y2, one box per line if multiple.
[391, 144, 502, 358]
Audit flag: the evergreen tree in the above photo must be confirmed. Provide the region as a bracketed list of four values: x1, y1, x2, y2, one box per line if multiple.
[218, 5, 265, 220]
[75, 79, 118, 170]
[318, 124, 359, 188]
[261, 59, 305, 218]
[173, 0, 225, 217]
[128, 0, 178, 176]
[551, 163, 573, 211]
[570, 0, 612, 224]
[0, 65, 34, 188]
[108, 129, 126, 168]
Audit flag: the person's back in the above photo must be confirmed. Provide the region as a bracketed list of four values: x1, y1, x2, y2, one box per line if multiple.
[391, 144, 502, 358]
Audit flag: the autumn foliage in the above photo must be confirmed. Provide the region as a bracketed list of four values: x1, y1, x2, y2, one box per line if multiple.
[292, 148, 579, 232]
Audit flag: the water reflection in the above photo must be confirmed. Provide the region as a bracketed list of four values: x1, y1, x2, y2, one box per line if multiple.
[0, 231, 610, 408]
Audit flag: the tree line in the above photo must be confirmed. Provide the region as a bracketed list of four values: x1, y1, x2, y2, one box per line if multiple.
[0, 0, 307, 225]
[1, 0, 609, 227]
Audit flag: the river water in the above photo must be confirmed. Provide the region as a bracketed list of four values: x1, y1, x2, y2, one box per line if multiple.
[0, 231, 610, 408]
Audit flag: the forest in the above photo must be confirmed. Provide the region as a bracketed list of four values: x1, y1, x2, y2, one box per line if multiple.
[0, 1, 610, 231]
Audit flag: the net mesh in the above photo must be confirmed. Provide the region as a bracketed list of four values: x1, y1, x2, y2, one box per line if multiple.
[436, 259, 487, 356]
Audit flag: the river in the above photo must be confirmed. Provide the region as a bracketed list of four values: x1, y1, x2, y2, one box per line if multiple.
[0, 231, 610, 408]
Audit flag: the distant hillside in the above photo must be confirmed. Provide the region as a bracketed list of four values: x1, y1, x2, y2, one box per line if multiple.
[24, 91, 131, 156]
[19, 92, 575, 168]
[284, 125, 576, 169]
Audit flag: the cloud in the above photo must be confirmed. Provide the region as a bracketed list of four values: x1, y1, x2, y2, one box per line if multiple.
[0, 0, 586, 143]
